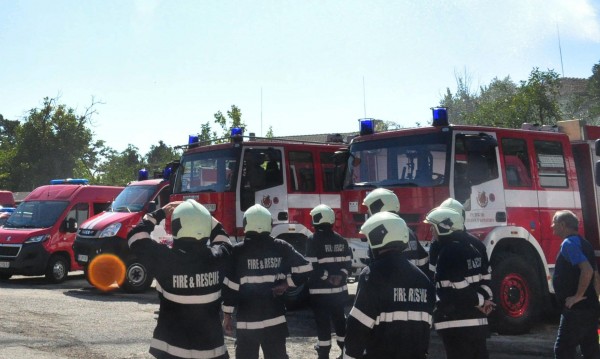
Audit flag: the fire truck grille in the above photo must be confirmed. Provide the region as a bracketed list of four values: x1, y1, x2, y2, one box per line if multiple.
[0, 244, 21, 258]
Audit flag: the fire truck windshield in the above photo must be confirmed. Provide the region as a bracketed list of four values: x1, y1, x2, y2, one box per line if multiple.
[173, 148, 239, 194]
[4, 201, 69, 229]
[344, 132, 451, 189]
[111, 185, 156, 213]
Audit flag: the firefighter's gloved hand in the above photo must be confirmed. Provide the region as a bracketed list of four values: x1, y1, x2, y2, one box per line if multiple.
[328, 275, 343, 287]
[272, 282, 290, 296]
[162, 201, 183, 217]
[222, 313, 234, 336]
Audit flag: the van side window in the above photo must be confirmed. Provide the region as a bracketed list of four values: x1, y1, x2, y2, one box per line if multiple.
[68, 203, 90, 226]
[320, 152, 341, 192]
[534, 140, 568, 188]
[501, 138, 532, 187]
[289, 151, 315, 192]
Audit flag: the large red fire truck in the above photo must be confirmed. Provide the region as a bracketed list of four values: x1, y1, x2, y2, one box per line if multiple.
[169, 130, 355, 274]
[337, 110, 600, 334]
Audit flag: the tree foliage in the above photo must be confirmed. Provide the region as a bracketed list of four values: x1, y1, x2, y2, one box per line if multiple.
[213, 105, 246, 143]
[441, 68, 562, 128]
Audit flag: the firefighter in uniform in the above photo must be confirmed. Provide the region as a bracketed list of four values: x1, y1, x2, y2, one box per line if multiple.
[222, 204, 312, 359]
[344, 212, 435, 359]
[127, 199, 231, 359]
[428, 198, 491, 289]
[362, 188, 430, 276]
[306, 204, 353, 359]
[424, 207, 494, 359]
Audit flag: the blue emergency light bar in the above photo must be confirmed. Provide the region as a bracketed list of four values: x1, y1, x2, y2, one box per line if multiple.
[138, 169, 149, 181]
[163, 165, 172, 180]
[50, 178, 89, 185]
[189, 134, 199, 145]
[359, 118, 375, 136]
[432, 107, 449, 126]
[230, 127, 244, 143]
[0, 207, 15, 213]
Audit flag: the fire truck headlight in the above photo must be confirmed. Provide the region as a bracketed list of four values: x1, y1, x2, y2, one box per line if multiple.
[99, 223, 122, 238]
[24, 234, 50, 244]
[432, 107, 449, 126]
[359, 118, 375, 136]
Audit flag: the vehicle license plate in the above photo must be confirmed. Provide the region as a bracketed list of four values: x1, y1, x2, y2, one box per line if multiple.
[77, 254, 89, 263]
[0, 261, 9, 268]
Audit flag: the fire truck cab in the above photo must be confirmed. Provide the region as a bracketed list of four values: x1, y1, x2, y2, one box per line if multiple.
[339, 112, 600, 334]
[73, 169, 173, 292]
[0, 179, 123, 283]
[169, 131, 353, 269]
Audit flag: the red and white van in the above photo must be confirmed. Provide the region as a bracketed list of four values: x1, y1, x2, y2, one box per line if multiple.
[73, 174, 172, 292]
[0, 179, 123, 282]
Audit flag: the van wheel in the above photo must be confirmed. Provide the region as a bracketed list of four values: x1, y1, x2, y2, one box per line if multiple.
[122, 260, 152, 293]
[45, 255, 69, 283]
[491, 255, 541, 334]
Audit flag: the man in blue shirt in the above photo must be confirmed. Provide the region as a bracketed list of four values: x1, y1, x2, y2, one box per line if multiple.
[552, 210, 600, 359]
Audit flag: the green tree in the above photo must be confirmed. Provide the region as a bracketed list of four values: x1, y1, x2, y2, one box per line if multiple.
[7, 97, 99, 190]
[144, 141, 180, 177]
[265, 125, 274, 138]
[516, 68, 562, 126]
[96, 145, 143, 186]
[0, 115, 20, 189]
[213, 105, 246, 143]
[588, 61, 600, 120]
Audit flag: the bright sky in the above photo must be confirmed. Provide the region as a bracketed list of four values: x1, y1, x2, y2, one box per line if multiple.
[1, 0, 600, 154]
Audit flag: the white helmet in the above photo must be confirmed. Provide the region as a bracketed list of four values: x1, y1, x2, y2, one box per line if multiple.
[423, 207, 464, 236]
[243, 204, 272, 234]
[360, 212, 409, 253]
[310, 204, 335, 226]
[171, 199, 212, 240]
[362, 188, 400, 215]
[439, 198, 465, 219]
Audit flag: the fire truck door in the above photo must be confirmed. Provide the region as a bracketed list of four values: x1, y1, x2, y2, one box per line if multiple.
[236, 147, 288, 228]
[454, 132, 508, 230]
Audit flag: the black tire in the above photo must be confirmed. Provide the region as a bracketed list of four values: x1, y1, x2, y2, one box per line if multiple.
[45, 254, 69, 283]
[0, 273, 11, 281]
[122, 259, 153, 293]
[491, 255, 542, 334]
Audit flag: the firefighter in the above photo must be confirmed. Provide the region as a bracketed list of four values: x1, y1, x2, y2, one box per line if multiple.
[344, 212, 435, 359]
[362, 188, 430, 275]
[428, 198, 491, 289]
[306, 204, 352, 359]
[424, 207, 494, 359]
[222, 204, 312, 359]
[127, 199, 231, 359]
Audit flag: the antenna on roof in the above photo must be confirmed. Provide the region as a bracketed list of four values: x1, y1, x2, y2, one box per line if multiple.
[363, 76, 367, 118]
[557, 24, 565, 77]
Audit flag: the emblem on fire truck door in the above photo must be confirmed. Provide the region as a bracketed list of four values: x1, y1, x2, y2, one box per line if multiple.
[477, 191, 489, 208]
[261, 195, 272, 208]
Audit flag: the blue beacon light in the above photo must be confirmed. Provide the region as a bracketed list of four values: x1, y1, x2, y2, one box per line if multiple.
[432, 107, 449, 127]
[230, 127, 244, 143]
[359, 118, 375, 136]
[138, 168, 149, 181]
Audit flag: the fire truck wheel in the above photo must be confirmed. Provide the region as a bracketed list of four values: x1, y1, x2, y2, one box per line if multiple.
[45, 254, 70, 283]
[491, 255, 541, 335]
[122, 260, 152, 293]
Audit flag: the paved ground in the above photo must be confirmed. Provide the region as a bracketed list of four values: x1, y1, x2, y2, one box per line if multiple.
[0, 273, 560, 358]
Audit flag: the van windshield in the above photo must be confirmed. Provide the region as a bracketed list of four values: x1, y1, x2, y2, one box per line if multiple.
[173, 148, 240, 194]
[111, 185, 156, 213]
[4, 201, 69, 229]
[345, 132, 451, 189]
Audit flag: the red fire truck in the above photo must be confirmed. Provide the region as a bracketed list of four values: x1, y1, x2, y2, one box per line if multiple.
[337, 110, 600, 334]
[169, 130, 355, 273]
